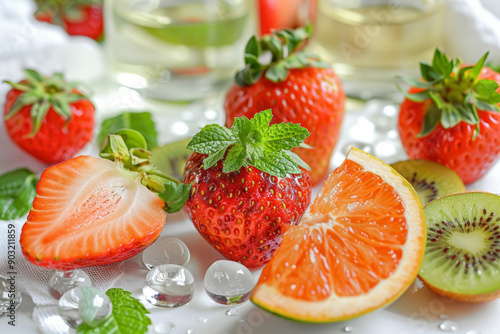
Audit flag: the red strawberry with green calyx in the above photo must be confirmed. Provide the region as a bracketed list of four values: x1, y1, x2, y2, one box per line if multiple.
[183, 109, 312, 269]
[21, 129, 191, 270]
[34, 0, 104, 41]
[224, 24, 345, 187]
[398, 49, 500, 184]
[4, 69, 95, 165]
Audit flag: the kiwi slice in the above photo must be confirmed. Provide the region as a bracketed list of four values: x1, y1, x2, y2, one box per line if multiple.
[419, 192, 500, 302]
[150, 138, 192, 181]
[391, 160, 465, 204]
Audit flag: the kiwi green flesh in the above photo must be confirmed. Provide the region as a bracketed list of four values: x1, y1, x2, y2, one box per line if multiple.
[420, 192, 500, 295]
[391, 160, 465, 204]
[150, 138, 192, 181]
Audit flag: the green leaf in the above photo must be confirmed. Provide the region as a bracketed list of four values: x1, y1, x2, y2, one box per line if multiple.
[265, 63, 289, 82]
[231, 116, 252, 142]
[252, 151, 301, 178]
[98, 112, 158, 150]
[203, 147, 228, 169]
[114, 129, 148, 151]
[222, 143, 247, 173]
[473, 124, 480, 140]
[262, 122, 310, 151]
[24, 69, 44, 84]
[286, 151, 310, 170]
[250, 109, 273, 130]
[158, 180, 192, 214]
[27, 101, 50, 137]
[440, 105, 461, 128]
[77, 288, 151, 334]
[4, 91, 41, 120]
[0, 168, 38, 220]
[400, 88, 431, 102]
[3, 81, 31, 92]
[457, 103, 479, 124]
[397, 76, 433, 89]
[417, 106, 441, 137]
[187, 124, 237, 154]
[469, 51, 489, 81]
[420, 63, 442, 82]
[244, 35, 260, 58]
[474, 99, 500, 112]
[474, 79, 499, 97]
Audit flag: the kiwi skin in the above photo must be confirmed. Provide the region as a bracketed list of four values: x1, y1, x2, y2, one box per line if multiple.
[420, 276, 500, 303]
[419, 191, 500, 303]
[391, 159, 465, 205]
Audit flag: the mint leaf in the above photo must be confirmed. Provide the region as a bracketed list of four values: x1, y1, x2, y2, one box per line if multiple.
[222, 143, 247, 173]
[187, 124, 236, 154]
[98, 112, 157, 150]
[262, 122, 310, 151]
[0, 168, 38, 220]
[158, 180, 192, 213]
[77, 288, 151, 334]
[252, 152, 301, 178]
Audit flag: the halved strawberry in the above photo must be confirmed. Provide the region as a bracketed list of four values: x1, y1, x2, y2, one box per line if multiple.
[20, 155, 166, 270]
[20, 130, 191, 271]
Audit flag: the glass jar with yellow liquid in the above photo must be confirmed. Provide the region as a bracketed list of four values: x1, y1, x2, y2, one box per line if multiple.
[311, 0, 444, 98]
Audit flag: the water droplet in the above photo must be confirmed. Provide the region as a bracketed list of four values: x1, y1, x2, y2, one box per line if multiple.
[204, 260, 255, 305]
[465, 330, 481, 334]
[58, 287, 112, 328]
[198, 317, 208, 324]
[226, 308, 239, 316]
[142, 236, 190, 269]
[143, 264, 195, 307]
[439, 320, 459, 332]
[343, 326, 354, 333]
[186, 329, 195, 334]
[0, 274, 22, 315]
[154, 321, 177, 334]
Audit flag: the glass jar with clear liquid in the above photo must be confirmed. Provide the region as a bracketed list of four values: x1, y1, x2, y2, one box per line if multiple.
[310, 0, 444, 98]
[105, 0, 256, 101]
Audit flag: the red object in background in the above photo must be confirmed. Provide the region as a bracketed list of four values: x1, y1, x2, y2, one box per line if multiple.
[257, 0, 314, 36]
[34, 1, 104, 41]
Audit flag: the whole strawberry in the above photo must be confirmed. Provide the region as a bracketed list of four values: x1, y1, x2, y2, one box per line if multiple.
[183, 110, 312, 269]
[398, 50, 500, 184]
[3, 69, 95, 165]
[34, 0, 104, 41]
[224, 25, 345, 186]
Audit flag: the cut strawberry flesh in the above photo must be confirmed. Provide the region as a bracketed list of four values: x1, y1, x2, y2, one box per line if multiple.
[21, 156, 166, 270]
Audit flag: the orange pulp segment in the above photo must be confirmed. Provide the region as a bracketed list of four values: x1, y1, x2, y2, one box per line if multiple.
[251, 148, 426, 322]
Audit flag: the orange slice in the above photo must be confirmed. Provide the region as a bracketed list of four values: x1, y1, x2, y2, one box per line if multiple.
[251, 148, 426, 322]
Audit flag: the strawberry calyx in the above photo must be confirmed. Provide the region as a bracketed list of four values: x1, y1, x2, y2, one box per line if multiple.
[3, 69, 91, 138]
[234, 24, 329, 86]
[187, 109, 310, 177]
[99, 129, 191, 213]
[399, 49, 500, 139]
[34, 0, 101, 25]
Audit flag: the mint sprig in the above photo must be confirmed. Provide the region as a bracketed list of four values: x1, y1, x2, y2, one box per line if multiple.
[235, 24, 328, 86]
[77, 288, 151, 334]
[187, 109, 310, 178]
[0, 168, 38, 220]
[398, 49, 500, 139]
